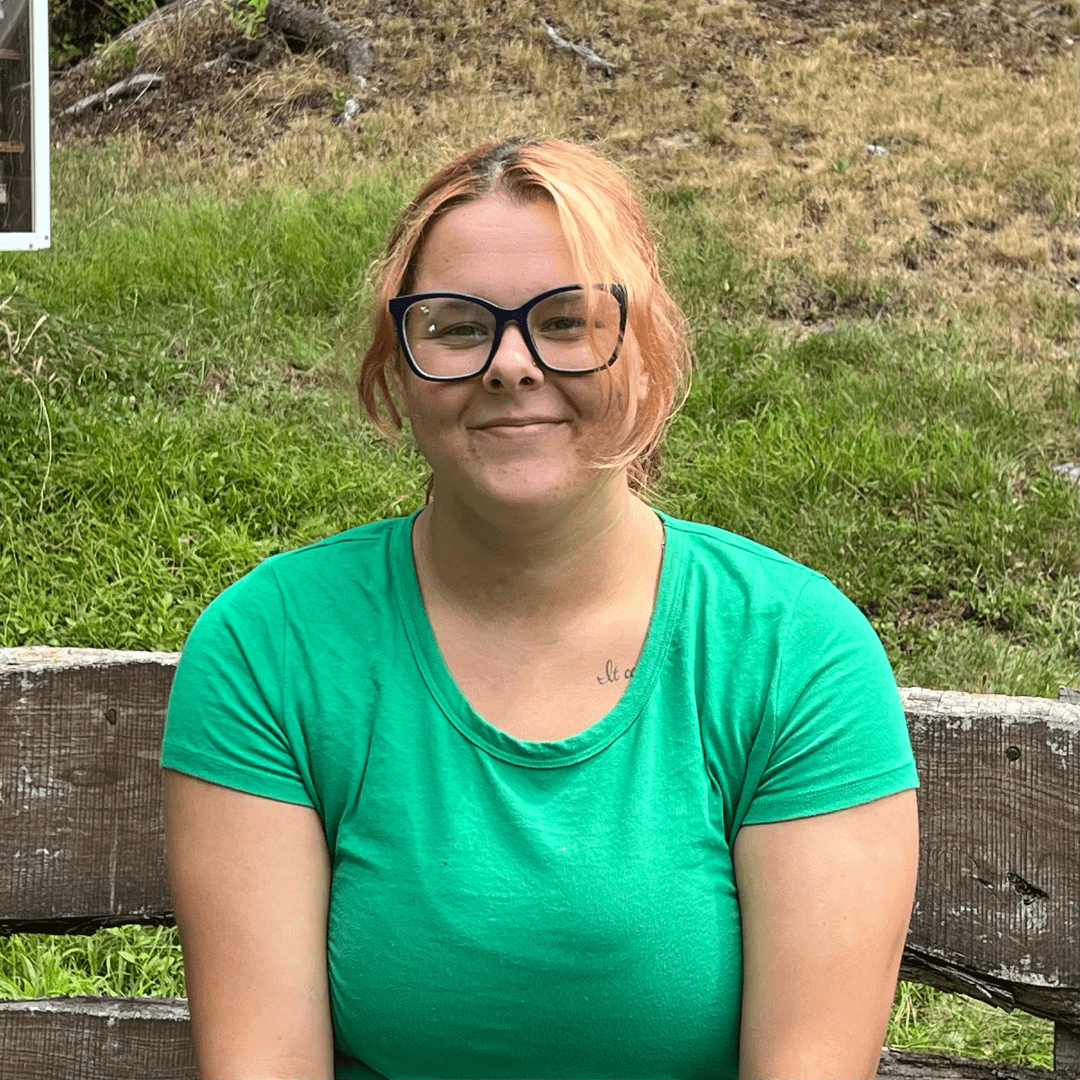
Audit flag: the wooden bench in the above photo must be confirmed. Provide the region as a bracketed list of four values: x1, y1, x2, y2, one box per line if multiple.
[1, 647, 1077, 1079]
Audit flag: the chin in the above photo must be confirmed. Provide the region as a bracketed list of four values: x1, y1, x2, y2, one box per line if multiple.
[437, 461, 612, 516]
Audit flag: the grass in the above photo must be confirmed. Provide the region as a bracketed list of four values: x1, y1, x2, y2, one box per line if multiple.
[0, 927, 185, 1000]
[3, 153, 1074, 681]
[888, 983, 1053, 1068]
[54, 2, 1079, 380]
[0, 154, 429, 649]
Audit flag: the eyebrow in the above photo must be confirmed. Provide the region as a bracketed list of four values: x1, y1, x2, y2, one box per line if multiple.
[540, 293, 586, 310]
[418, 298, 488, 315]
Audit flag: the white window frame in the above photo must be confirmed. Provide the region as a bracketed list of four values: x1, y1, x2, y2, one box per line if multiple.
[0, 0, 50, 250]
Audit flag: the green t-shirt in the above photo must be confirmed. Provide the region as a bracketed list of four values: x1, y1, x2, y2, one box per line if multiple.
[162, 510, 918, 1080]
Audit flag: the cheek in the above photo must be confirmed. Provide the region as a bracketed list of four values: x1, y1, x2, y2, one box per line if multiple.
[395, 374, 468, 441]
[388, 355, 415, 420]
[392, 363, 432, 426]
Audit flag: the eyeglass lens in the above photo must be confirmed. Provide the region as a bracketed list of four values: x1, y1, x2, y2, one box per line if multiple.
[401, 289, 622, 379]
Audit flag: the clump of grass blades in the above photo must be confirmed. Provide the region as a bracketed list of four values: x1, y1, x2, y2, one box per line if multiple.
[0, 927, 185, 999]
[888, 982, 1053, 1069]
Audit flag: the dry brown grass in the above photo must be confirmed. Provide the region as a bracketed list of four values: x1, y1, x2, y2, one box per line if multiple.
[688, 38, 1078, 354]
[50, 0, 1079, 357]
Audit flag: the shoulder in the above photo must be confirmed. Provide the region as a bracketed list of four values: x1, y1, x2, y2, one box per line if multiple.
[185, 514, 413, 649]
[255, 513, 409, 580]
[660, 517, 918, 827]
[663, 513, 821, 581]
[658, 513, 891, 714]
[659, 512, 855, 625]
[209, 514, 410, 607]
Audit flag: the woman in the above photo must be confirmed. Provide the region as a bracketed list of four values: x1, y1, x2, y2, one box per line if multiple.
[163, 138, 919, 1080]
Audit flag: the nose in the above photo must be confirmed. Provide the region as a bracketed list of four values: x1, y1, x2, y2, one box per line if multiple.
[482, 321, 544, 391]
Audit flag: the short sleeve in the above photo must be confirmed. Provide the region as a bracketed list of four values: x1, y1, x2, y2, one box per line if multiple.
[161, 563, 314, 807]
[741, 573, 918, 826]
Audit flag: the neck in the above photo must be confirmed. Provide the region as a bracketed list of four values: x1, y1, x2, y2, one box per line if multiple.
[412, 474, 659, 622]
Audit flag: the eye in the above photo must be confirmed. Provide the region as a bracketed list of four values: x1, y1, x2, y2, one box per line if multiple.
[536, 314, 588, 338]
[406, 300, 493, 348]
[435, 321, 491, 346]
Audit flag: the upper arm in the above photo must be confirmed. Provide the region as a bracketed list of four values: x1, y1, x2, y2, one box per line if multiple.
[164, 769, 334, 1080]
[733, 788, 919, 1080]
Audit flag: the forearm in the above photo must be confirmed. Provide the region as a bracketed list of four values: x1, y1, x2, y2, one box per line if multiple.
[183, 953, 334, 1080]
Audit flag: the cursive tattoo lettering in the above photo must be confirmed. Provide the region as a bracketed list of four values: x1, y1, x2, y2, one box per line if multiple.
[596, 659, 635, 685]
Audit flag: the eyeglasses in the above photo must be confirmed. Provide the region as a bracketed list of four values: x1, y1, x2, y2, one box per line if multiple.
[389, 284, 627, 382]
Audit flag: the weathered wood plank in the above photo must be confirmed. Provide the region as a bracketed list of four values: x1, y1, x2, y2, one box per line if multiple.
[0, 999, 1062, 1080]
[900, 946, 1080, 1031]
[0, 649, 178, 932]
[900, 687, 1079, 1024]
[0, 997, 197, 1080]
[2, 652, 1077, 1033]
[877, 1047, 1054, 1079]
[1057, 1022, 1080, 1076]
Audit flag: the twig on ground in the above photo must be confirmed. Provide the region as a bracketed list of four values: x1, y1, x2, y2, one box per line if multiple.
[536, 17, 618, 76]
[62, 73, 164, 116]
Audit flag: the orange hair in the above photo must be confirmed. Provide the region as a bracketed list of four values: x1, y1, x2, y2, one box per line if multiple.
[358, 138, 690, 490]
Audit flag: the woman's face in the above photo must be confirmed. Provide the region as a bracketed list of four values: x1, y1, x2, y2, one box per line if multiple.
[394, 193, 643, 519]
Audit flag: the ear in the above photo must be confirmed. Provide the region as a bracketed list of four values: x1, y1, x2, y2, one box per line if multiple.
[624, 327, 650, 409]
[634, 355, 649, 407]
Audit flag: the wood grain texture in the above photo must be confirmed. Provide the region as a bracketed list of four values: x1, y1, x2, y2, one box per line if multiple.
[0, 1000, 1062, 1080]
[877, 1046, 1057, 1079]
[1056, 1023, 1080, 1076]
[0, 997, 196, 1080]
[898, 687, 1080, 1029]
[0, 649, 179, 931]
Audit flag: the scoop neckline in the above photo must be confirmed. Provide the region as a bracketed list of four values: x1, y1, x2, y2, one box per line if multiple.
[391, 509, 685, 769]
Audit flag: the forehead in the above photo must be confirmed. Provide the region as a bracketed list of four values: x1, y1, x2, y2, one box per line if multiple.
[411, 194, 575, 303]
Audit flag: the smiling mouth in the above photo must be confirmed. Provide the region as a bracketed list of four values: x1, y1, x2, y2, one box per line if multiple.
[473, 419, 566, 433]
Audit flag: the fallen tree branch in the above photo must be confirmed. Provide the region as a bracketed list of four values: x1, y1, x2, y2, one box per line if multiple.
[63, 0, 373, 85]
[537, 17, 618, 76]
[117, 0, 219, 43]
[61, 72, 164, 116]
[266, 0, 372, 84]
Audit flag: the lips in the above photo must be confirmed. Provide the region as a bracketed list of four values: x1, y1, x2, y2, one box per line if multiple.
[472, 416, 566, 430]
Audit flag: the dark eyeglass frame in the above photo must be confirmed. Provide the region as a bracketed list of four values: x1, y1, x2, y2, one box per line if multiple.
[389, 283, 628, 382]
